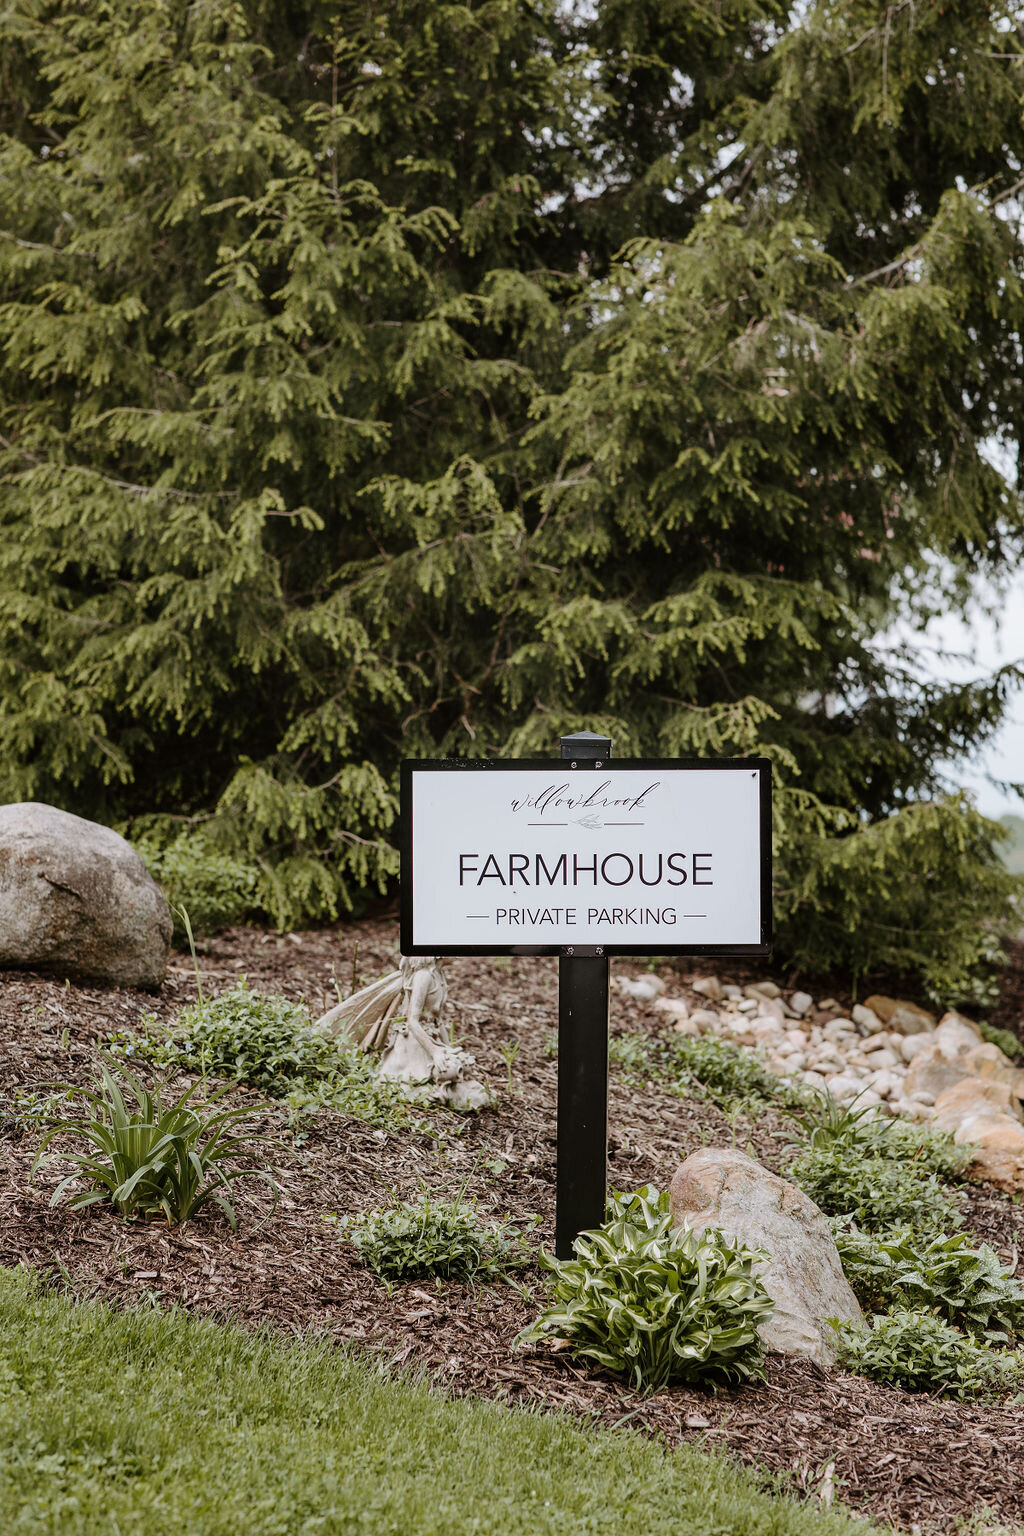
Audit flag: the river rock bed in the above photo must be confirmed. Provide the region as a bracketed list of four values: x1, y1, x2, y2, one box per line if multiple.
[637, 974, 1024, 1192]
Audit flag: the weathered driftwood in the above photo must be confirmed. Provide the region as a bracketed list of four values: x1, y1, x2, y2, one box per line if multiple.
[313, 956, 489, 1111]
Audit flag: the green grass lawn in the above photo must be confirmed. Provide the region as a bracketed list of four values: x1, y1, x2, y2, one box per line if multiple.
[0, 1266, 879, 1536]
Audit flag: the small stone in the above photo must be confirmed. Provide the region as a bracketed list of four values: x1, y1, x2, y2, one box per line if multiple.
[757, 997, 786, 1023]
[653, 996, 689, 1021]
[960, 1044, 1024, 1098]
[688, 1008, 723, 1033]
[673, 1018, 699, 1037]
[863, 995, 937, 1034]
[887, 1003, 937, 1037]
[851, 1004, 884, 1036]
[904, 1033, 979, 1102]
[826, 1074, 864, 1102]
[935, 1013, 983, 1051]
[617, 974, 667, 1001]
[866, 1048, 900, 1071]
[737, 998, 758, 1013]
[952, 1114, 1024, 1192]
[823, 1018, 854, 1043]
[784, 1028, 808, 1048]
[899, 1034, 932, 1063]
[892, 1098, 933, 1122]
[932, 1077, 1023, 1134]
[744, 981, 781, 1000]
[790, 991, 814, 1017]
[692, 976, 724, 1002]
[816, 998, 840, 1013]
[861, 1032, 894, 1055]
[867, 1070, 901, 1100]
[722, 983, 743, 1000]
[909, 1090, 936, 1106]
[801, 1070, 829, 1093]
[809, 1052, 843, 1074]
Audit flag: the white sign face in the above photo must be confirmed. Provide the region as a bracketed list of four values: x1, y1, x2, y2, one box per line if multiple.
[401, 760, 770, 955]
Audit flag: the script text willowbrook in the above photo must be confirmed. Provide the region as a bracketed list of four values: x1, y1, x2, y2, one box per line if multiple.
[509, 780, 660, 816]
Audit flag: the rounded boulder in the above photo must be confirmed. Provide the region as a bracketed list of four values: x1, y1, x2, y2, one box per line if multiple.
[0, 802, 171, 988]
[668, 1147, 862, 1365]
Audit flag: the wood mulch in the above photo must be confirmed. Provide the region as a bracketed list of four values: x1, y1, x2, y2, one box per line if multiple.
[2, 918, 1024, 1534]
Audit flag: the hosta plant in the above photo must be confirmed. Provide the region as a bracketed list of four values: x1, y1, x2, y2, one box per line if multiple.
[833, 1309, 1024, 1401]
[518, 1187, 773, 1393]
[833, 1225, 1024, 1342]
[31, 1057, 279, 1228]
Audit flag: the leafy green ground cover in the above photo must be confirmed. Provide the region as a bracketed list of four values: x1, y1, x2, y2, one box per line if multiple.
[109, 981, 425, 1135]
[0, 1267, 882, 1536]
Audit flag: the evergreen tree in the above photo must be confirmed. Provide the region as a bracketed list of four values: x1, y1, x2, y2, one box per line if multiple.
[1, 0, 1022, 995]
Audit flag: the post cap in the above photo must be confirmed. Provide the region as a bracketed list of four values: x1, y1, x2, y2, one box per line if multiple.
[560, 731, 613, 760]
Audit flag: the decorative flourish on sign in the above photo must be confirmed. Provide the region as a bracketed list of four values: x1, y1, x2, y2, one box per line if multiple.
[574, 813, 604, 830]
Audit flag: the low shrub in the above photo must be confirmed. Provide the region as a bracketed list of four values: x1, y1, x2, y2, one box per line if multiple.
[135, 832, 260, 938]
[664, 1035, 791, 1109]
[131, 982, 335, 1096]
[786, 1092, 970, 1179]
[517, 1186, 773, 1393]
[612, 1031, 802, 1112]
[333, 1195, 536, 1283]
[607, 1032, 652, 1080]
[834, 1225, 1024, 1341]
[113, 981, 420, 1134]
[787, 1142, 963, 1234]
[833, 1309, 1024, 1400]
[31, 1057, 279, 1228]
[871, 1119, 972, 1180]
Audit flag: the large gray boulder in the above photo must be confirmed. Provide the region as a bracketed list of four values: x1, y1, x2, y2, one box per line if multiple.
[668, 1147, 862, 1366]
[0, 803, 171, 988]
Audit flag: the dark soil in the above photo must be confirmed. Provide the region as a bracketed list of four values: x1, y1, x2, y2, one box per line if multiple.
[2, 919, 1024, 1535]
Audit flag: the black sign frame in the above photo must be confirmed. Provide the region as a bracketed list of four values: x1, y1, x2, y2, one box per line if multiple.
[400, 755, 772, 959]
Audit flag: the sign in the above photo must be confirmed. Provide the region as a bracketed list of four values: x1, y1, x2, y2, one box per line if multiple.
[401, 757, 771, 957]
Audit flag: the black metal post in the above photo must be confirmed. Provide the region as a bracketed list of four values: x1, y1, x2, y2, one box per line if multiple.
[555, 730, 612, 1259]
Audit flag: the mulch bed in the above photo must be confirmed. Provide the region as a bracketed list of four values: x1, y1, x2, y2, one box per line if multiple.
[2, 918, 1024, 1534]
